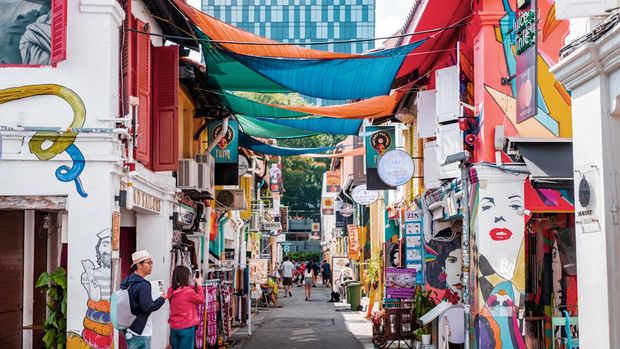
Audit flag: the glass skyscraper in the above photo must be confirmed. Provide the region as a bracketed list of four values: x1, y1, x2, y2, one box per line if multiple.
[201, 0, 376, 104]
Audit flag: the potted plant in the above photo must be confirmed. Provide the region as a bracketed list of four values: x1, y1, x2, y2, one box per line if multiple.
[36, 267, 67, 349]
[412, 286, 436, 345]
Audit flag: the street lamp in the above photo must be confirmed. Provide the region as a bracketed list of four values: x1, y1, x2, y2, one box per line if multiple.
[441, 150, 471, 349]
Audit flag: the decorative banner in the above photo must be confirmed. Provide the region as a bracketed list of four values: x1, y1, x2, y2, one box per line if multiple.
[268, 160, 283, 193]
[515, 0, 538, 123]
[322, 197, 335, 215]
[377, 149, 415, 187]
[385, 268, 416, 299]
[209, 119, 239, 163]
[365, 126, 395, 190]
[347, 224, 360, 260]
[247, 232, 261, 259]
[249, 259, 269, 284]
[404, 211, 424, 285]
[350, 184, 379, 206]
[326, 170, 342, 193]
[331, 256, 351, 292]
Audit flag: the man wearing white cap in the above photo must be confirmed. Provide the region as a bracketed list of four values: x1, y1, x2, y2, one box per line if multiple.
[120, 250, 168, 348]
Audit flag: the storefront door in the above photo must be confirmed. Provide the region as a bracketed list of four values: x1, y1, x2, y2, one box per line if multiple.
[0, 210, 24, 347]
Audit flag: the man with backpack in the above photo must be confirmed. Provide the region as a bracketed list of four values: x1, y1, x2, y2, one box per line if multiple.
[119, 250, 167, 348]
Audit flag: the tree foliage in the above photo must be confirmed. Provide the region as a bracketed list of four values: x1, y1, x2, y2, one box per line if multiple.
[235, 92, 345, 217]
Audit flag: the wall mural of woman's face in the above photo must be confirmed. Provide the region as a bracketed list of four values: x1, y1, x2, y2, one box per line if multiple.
[477, 183, 525, 281]
[445, 249, 462, 293]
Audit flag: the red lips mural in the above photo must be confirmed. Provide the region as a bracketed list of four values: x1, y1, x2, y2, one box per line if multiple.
[489, 228, 513, 241]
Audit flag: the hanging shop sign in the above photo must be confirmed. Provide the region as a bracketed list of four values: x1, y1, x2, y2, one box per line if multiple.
[131, 188, 162, 214]
[238, 154, 250, 176]
[351, 184, 379, 206]
[209, 120, 239, 163]
[338, 202, 355, 217]
[261, 221, 282, 231]
[175, 203, 197, 227]
[322, 197, 335, 215]
[268, 160, 283, 193]
[515, 0, 537, 123]
[311, 222, 320, 232]
[365, 126, 396, 190]
[326, 170, 342, 193]
[280, 206, 289, 232]
[575, 164, 601, 233]
[377, 149, 415, 187]
[348, 224, 360, 260]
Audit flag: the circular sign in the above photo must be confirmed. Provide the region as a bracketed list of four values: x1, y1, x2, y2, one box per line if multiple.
[339, 202, 355, 217]
[211, 124, 235, 149]
[579, 176, 591, 208]
[377, 149, 415, 187]
[351, 184, 379, 206]
[370, 130, 392, 155]
[238, 154, 250, 176]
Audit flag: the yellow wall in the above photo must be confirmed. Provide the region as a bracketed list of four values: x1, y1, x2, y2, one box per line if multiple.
[178, 86, 208, 159]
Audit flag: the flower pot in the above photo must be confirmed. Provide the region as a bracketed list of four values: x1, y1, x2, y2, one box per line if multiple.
[422, 334, 431, 345]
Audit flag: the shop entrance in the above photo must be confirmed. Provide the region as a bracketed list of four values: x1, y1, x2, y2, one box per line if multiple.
[524, 213, 578, 349]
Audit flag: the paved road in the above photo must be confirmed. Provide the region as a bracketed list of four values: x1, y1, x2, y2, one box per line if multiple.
[239, 284, 365, 349]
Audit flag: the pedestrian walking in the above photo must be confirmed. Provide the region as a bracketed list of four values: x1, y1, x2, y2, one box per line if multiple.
[281, 256, 295, 297]
[321, 259, 332, 287]
[120, 250, 167, 349]
[303, 263, 314, 301]
[298, 261, 306, 287]
[311, 259, 320, 287]
[168, 266, 205, 349]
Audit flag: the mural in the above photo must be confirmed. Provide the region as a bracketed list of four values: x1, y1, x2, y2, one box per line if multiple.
[424, 221, 462, 304]
[471, 173, 527, 349]
[0, 0, 52, 65]
[0, 84, 88, 197]
[67, 228, 113, 349]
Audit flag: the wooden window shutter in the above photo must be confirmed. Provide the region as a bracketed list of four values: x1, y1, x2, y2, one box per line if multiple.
[120, 0, 134, 115]
[50, 0, 67, 65]
[151, 45, 179, 171]
[135, 19, 151, 167]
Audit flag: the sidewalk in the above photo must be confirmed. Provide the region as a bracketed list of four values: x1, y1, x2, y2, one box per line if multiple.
[333, 298, 375, 349]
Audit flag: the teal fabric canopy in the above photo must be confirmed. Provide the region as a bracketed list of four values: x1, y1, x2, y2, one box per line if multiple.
[226, 39, 425, 99]
[218, 92, 309, 118]
[239, 132, 337, 156]
[236, 115, 362, 139]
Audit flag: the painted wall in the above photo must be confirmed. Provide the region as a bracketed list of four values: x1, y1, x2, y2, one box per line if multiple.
[472, 0, 571, 163]
[424, 221, 462, 304]
[471, 166, 527, 349]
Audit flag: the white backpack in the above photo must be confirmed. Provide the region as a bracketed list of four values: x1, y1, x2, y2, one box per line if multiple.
[110, 285, 136, 330]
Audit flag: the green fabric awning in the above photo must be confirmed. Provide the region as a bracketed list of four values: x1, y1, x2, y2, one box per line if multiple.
[236, 114, 362, 139]
[217, 92, 309, 118]
[236, 115, 319, 139]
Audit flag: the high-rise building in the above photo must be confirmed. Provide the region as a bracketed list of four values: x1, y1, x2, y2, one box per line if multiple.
[201, 0, 376, 104]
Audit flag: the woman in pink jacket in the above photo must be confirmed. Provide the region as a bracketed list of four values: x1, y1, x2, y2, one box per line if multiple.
[168, 266, 205, 349]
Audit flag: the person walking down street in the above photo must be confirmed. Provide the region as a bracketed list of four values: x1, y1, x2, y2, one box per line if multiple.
[168, 266, 205, 349]
[120, 250, 167, 349]
[311, 259, 320, 287]
[281, 256, 295, 297]
[321, 260, 332, 287]
[304, 262, 315, 301]
[298, 261, 306, 287]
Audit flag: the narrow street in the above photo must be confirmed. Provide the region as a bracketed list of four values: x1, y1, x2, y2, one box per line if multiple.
[238, 285, 367, 349]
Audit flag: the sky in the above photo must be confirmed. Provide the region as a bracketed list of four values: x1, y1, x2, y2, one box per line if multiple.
[186, 0, 415, 44]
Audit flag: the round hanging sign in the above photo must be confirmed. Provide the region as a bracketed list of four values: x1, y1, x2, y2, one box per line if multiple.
[238, 154, 250, 177]
[579, 176, 591, 208]
[351, 184, 379, 206]
[339, 202, 355, 217]
[377, 149, 415, 187]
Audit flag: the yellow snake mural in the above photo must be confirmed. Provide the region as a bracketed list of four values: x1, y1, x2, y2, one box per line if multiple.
[0, 84, 88, 197]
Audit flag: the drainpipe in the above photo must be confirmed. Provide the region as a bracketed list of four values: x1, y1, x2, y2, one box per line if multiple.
[206, 117, 229, 153]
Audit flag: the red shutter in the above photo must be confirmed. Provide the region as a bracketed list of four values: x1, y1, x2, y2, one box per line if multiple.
[135, 19, 151, 167]
[50, 0, 67, 65]
[120, 0, 134, 114]
[152, 45, 179, 171]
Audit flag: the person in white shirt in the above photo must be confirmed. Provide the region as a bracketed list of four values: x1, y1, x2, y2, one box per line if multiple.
[280, 256, 295, 297]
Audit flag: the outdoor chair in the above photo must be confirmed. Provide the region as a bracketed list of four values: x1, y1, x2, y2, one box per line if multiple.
[551, 310, 579, 349]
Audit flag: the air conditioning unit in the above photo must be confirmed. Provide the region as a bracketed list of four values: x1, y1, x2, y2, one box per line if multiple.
[178, 159, 199, 190]
[215, 189, 246, 210]
[196, 153, 214, 192]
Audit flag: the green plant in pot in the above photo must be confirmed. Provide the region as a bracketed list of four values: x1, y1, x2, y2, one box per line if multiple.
[412, 286, 436, 344]
[36, 267, 67, 349]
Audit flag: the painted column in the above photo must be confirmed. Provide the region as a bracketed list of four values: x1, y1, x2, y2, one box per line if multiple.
[471, 166, 527, 349]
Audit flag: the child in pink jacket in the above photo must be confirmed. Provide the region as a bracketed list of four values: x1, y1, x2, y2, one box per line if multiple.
[168, 266, 205, 349]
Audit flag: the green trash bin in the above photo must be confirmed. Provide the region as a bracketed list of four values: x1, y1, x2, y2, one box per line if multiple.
[343, 279, 354, 303]
[347, 282, 361, 311]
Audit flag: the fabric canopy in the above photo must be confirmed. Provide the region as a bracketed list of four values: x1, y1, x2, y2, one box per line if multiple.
[299, 146, 365, 158]
[218, 86, 410, 119]
[236, 115, 362, 139]
[227, 40, 425, 99]
[173, 0, 358, 59]
[239, 132, 338, 156]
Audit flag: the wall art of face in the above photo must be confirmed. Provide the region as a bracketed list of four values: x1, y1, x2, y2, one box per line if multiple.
[445, 249, 462, 293]
[477, 189, 525, 280]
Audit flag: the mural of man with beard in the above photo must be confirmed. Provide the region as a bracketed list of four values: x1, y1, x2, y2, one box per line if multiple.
[69, 228, 114, 349]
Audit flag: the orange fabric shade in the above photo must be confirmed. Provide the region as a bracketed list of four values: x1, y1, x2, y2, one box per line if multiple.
[173, 0, 359, 58]
[269, 84, 412, 119]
